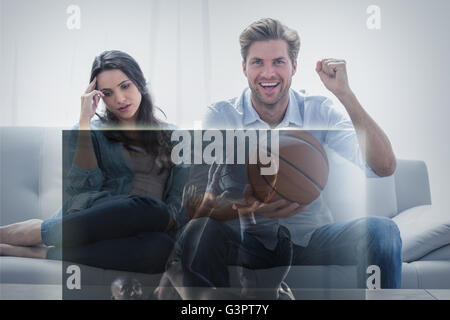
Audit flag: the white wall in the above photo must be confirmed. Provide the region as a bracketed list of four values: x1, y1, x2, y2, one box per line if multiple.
[1, 0, 449, 218]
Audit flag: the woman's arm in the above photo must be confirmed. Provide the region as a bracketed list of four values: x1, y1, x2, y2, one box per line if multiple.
[74, 77, 104, 172]
[64, 78, 106, 195]
[73, 128, 98, 172]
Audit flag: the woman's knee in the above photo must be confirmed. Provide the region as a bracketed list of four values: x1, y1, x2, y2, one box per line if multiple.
[129, 195, 168, 213]
[125, 195, 171, 230]
[138, 232, 175, 273]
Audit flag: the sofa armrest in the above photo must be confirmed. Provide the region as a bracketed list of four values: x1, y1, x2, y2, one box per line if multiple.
[392, 205, 450, 262]
[394, 159, 431, 213]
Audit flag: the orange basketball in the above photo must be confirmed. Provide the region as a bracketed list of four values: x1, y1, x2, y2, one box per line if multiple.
[246, 130, 329, 205]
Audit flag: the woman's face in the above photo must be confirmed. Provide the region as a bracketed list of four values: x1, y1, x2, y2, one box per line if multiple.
[96, 69, 142, 126]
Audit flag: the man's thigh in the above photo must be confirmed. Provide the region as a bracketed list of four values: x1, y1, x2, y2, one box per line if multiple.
[233, 229, 292, 270]
[292, 217, 374, 265]
[176, 217, 282, 270]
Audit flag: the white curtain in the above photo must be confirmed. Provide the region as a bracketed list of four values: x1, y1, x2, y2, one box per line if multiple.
[0, 0, 219, 128]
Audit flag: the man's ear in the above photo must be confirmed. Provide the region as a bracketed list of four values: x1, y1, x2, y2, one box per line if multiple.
[242, 60, 247, 77]
[292, 60, 298, 76]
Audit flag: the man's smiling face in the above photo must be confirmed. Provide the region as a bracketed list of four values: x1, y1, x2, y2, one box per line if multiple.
[243, 39, 297, 110]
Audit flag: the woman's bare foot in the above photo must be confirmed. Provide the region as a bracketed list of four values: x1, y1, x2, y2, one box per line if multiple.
[0, 219, 43, 246]
[0, 243, 48, 259]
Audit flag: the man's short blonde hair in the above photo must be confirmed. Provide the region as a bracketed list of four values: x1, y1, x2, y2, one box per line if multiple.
[239, 18, 300, 64]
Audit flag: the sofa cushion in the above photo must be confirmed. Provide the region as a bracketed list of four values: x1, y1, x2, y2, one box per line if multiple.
[365, 175, 398, 218]
[39, 127, 63, 220]
[0, 127, 62, 225]
[406, 261, 450, 289]
[0, 256, 61, 284]
[394, 160, 432, 212]
[418, 244, 450, 261]
[322, 148, 398, 222]
[322, 149, 367, 222]
[393, 205, 450, 262]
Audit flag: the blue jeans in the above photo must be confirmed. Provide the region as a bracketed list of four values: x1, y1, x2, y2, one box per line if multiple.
[174, 216, 402, 289]
[41, 195, 174, 273]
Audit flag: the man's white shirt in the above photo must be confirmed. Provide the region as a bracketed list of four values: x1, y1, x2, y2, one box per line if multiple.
[201, 88, 378, 249]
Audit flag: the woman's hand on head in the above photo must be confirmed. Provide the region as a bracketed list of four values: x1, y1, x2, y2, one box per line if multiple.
[80, 77, 104, 129]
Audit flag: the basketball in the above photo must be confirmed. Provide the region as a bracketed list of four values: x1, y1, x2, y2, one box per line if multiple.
[246, 130, 329, 205]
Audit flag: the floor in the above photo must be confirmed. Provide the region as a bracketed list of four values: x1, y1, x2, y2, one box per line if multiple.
[1, 284, 450, 300]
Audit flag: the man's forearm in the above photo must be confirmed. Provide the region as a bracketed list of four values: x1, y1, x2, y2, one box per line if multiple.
[208, 205, 240, 221]
[190, 200, 239, 221]
[337, 90, 396, 177]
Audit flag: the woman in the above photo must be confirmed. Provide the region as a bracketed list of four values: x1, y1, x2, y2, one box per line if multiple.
[0, 50, 189, 274]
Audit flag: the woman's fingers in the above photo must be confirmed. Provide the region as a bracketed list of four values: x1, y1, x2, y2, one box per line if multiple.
[83, 78, 104, 109]
[81, 90, 104, 103]
[83, 90, 105, 106]
[87, 89, 104, 98]
[80, 89, 105, 123]
[85, 77, 97, 94]
[93, 93, 101, 108]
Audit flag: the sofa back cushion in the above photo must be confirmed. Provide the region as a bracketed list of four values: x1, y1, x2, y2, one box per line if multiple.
[0, 127, 62, 224]
[322, 147, 398, 222]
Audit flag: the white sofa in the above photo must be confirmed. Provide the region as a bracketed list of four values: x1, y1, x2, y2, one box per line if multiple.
[1, 127, 450, 299]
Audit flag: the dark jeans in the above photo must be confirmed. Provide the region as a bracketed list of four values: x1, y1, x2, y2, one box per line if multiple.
[41, 195, 174, 274]
[174, 216, 402, 289]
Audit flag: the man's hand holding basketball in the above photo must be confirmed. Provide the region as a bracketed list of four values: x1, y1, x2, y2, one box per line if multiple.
[187, 163, 238, 220]
[233, 185, 306, 220]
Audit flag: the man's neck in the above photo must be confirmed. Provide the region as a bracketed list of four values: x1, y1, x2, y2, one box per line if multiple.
[251, 95, 290, 128]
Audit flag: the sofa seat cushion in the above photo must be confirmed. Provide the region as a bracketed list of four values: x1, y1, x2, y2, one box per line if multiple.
[0, 256, 62, 284]
[405, 261, 450, 289]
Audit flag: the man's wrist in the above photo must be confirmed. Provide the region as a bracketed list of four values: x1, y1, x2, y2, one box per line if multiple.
[335, 88, 355, 103]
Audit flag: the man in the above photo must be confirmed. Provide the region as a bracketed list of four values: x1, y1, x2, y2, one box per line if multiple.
[164, 18, 402, 299]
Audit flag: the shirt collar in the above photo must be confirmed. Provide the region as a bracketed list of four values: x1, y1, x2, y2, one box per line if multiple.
[240, 88, 304, 128]
[278, 89, 303, 128]
[241, 88, 262, 126]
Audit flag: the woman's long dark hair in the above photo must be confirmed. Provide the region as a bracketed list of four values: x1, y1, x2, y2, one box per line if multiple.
[90, 50, 173, 173]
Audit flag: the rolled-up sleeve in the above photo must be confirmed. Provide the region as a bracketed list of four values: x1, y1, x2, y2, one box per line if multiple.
[65, 164, 104, 195]
[63, 126, 105, 196]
